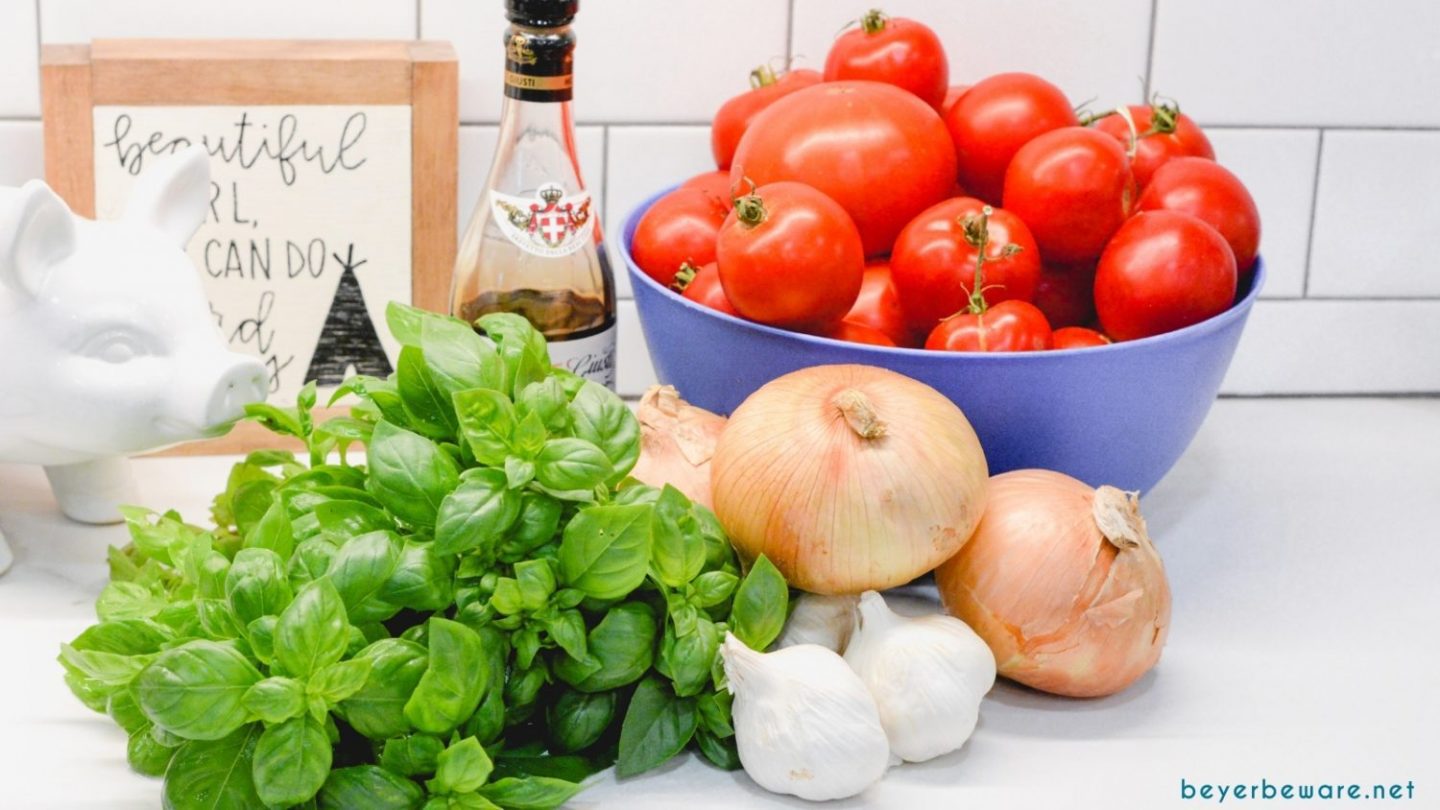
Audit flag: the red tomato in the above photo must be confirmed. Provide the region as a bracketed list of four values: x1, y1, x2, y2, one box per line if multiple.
[1052, 326, 1111, 349]
[1032, 262, 1097, 328]
[680, 170, 735, 209]
[944, 73, 1078, 204]
[716, 181, 865, 329]
[730, 81, 957, 257]
[631, 188, 728, 286]
[890, 197, 1041, 335]
[926, 300, 1053, 352]
[1137, 157, 1261, 273]
[842, 261, 911, 346]
[711, 66, 823, 170]
[1003, 127, 1136, 263]
[825, 320, 898, 347]
[941, 84, 970, 118]
[1094, 211, 1237, 341]
[676, 261, 738, 316]
[1092, 102, 1215, 189]
[823, 10, 948, 109]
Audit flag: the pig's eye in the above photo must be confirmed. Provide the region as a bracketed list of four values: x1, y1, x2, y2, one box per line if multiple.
[82, 332, 147, 364]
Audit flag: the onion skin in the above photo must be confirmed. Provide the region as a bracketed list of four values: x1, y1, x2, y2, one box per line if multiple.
[934, 469, 1171, 697]
[711, 365, 988, 594]
[629, 386, 727, 508]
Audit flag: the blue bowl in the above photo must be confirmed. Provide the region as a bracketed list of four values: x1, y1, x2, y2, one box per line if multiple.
[619, 189, 1263, 493]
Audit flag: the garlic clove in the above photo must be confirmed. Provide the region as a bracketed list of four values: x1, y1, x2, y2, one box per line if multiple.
[843, 591, 997, 763]
[773, 593, 859, 653]
[721, 633, 890, 801]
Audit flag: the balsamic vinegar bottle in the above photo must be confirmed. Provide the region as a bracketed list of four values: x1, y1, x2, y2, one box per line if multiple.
[450, 0, 616, 388]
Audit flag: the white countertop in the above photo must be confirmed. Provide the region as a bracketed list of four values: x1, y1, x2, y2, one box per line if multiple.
[2, 398, 1438, 810]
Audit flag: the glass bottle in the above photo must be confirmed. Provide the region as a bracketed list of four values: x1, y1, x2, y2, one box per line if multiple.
[449, 0, 616, 388]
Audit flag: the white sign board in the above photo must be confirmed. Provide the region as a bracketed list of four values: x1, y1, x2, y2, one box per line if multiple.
[93, 105, 413, 401]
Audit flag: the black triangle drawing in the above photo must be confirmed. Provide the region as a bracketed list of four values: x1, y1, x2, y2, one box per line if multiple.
[305, 244, 394, 385]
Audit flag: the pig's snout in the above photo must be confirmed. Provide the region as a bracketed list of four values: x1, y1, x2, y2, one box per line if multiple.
[207, 356, 269, 428]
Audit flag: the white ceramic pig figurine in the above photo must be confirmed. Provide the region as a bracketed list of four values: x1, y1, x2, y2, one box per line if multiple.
[0, 147, 268, 575]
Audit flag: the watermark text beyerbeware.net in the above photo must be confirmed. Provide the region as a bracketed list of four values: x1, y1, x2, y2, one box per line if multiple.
[1181, 778, 1417, 802]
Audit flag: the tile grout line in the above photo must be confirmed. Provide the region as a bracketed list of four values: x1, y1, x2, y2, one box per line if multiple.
[1301, 130, 1325, 297]
[415, 0, 422, 39]
[784, 0, 796, 65]
[1142, 0, 1159, 101]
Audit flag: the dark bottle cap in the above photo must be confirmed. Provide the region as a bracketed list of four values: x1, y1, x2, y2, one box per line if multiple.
[506, 0, 578, 27]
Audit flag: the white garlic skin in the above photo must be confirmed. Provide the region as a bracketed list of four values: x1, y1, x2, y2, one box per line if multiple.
[773, 593, 859, 653]
[843, 591, 997, 763]
[722, 633, 890, 801]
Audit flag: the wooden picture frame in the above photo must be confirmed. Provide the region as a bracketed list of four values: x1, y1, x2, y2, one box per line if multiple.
[40, 40, 458, 456]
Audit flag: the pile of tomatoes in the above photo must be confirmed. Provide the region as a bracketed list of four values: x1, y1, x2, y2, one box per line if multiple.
[629, 9, 1261, 352]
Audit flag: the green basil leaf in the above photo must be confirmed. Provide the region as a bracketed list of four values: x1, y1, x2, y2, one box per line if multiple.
[58, 644, 151, 687]
[286, 537, 338, 592]
[381, 732, 445, 776]
[71, 619, 171, 656]
[319, 765, 424, 810]
[518, 377, 571, 433]
[404, 618, 490, 734]
[730, 555, 788, 651]
[314, 499, 393, 543]
[513, 625, 543, 670]
[244, 496, 295, 559]
[534, 438, 611, 492]
[252, 714, 331, 808]
[367, 420, 460, 530]
[660, 619, 720, 698]
[464, 685, 507, 746]
[568, 379, 641, 483]
[491, 753, 609, 784]
[435, 468, 520, 557]
[242, 676, 305, 724]
[308, 657, 373, 705]
[546, 689, 616, 754]
[650, 485, 705, 588]
[504, 456, 536, 489]
[695, 727, 742, 771]
[162, 726, 263, 810]
[338, 638, 429, 739]
[127, 723, 177, 776]
[225, 548, 293, 626]
[95, 581, 167, 621]
[553, 602, 655, 693]
[398, 345, 460, 439]
[107, 688, 149, 734]
[502, 663, 548, 727]
[381, 540, 456, 612]
[498, 493, 562, 562]
[477, 776, 586, 810]
[134, 640, 261, 741]
[422, 316, 504, 396]
[691, 571, 739, 609]
[246, 616, 277, 666]
[476, 312, 550, 394]
[545, 609, 587, 662]
[386, 301, 430, 347]
[453, 388, 516, 466]
[514, 559, 557, 611]
[327, 530, 402, 622]
[616, 677, 698, 778]
[275, 579, 349, 679]
[428, 736, 493, 795]
[558, 503, 652, 600]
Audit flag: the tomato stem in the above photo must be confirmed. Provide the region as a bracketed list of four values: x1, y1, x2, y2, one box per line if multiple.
[1114, 105, 1140, 160]
[733, 191, 767, 229]
[860, 8, 888, 34]
[749, 64, 779, 89]
[1143, 93, 1181, 137]
[960, 206, 997, 315]
[672, 262, 699, 293]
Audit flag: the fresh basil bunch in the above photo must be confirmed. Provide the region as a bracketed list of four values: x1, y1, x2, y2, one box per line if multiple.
[58, 303, 790, 809]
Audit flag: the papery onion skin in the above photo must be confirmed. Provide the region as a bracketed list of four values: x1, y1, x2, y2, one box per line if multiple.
[630, 385, 727, 508]
[934, 469, 1171, 698]
[711, 364, 988, 595]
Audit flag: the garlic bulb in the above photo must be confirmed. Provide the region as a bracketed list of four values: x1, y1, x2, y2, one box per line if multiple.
[721, 633, 889, 801]
[843, 591, 996, 762]
[773, 593, 858, 653]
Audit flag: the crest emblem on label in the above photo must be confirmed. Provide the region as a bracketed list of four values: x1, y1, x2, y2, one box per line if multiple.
[491, 184, 594, 258]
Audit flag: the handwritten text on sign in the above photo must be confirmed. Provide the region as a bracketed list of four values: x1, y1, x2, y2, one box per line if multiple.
[93, 105, 413, 401]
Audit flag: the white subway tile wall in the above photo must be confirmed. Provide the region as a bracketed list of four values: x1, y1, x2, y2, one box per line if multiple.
[1, 0, 1436, 396]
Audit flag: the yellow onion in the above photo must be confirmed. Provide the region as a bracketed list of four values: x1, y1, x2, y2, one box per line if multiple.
[711, 365, 988, 594]
[630, 385, 727, 508]
[935, 469, 1170, 697]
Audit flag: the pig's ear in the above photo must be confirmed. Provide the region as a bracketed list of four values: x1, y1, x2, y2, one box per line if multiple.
[0, 180, 78, 299]
[124, 145, 211, 246]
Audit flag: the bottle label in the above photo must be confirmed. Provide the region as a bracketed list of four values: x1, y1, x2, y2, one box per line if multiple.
[505, 29, 573, 102]
[548, 323, 617, 389]
[490, 184, 595, 258]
